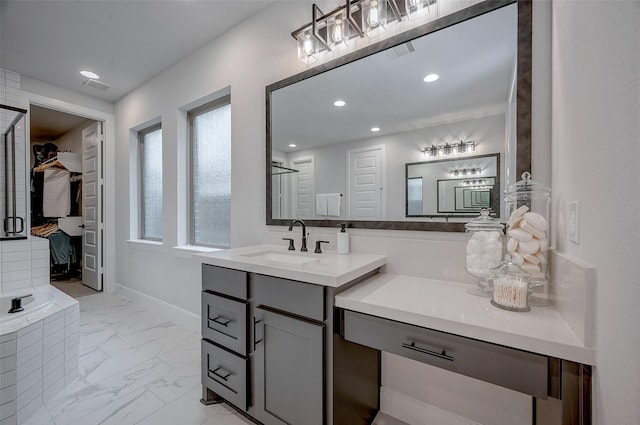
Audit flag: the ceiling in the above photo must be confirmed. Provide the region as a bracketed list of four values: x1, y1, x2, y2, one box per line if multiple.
[0, 0, 273, 102]
[271, 3, 517, 152]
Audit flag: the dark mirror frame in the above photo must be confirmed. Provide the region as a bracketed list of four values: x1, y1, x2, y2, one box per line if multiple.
[266, 0, 531, 232]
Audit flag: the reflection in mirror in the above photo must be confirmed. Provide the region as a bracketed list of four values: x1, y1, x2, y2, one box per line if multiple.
[267, 0, 531, 231]
[406, 153, 500, 218]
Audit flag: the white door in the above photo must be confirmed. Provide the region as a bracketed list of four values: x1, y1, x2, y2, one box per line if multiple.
[292, 157, 315, 219]
[347, 146, 384, 219]
[82, 122, 103, 291]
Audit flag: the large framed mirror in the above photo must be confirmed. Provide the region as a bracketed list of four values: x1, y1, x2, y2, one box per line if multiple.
[267, 0, 531, 231]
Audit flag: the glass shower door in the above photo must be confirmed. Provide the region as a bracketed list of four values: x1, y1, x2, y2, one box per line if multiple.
[1, 104, 28, 239]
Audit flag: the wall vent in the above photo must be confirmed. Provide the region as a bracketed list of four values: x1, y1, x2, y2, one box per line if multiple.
[83, 79, 110, 91]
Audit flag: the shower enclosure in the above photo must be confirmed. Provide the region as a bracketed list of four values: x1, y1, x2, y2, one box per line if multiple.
[1, 104, 28, 239]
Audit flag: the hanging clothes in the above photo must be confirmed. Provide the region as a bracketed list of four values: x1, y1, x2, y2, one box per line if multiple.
[43, 168, 70, 217]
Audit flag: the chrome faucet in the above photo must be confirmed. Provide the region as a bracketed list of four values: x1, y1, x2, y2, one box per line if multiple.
[288, 220, 307, 252]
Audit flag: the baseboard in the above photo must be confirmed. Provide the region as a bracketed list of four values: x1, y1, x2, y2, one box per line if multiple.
[112, 283, 200, 331]
[380, 386, 481, 425]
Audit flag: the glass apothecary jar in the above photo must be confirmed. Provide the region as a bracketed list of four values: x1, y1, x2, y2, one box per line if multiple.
[504, 172, 551, 288]
[465, 209, 504, 297]
[491, 255, 531, 312]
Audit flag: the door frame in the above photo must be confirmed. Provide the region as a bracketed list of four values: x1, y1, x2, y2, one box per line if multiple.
[346, 145, 386, 219]
[24, 91, 115, 293]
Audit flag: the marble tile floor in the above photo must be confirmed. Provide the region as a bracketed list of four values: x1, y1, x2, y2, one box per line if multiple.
[23, 292, 253, 425]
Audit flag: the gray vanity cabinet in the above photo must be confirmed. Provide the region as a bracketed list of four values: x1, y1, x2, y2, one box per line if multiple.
[201, 264, 381, 425]
[253, 308, 324, 425]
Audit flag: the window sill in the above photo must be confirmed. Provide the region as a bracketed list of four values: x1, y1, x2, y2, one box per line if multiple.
[126, 239, 163, 251]
[172, 245, 223, 259]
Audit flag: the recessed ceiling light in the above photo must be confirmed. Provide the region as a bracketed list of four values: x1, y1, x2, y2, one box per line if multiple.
[80, 70, 100, 79]
[423, 73, 439, 83]
[333, 100, 346, 107]
[289, 143, 297, 147]
[371, 127, 381, 132]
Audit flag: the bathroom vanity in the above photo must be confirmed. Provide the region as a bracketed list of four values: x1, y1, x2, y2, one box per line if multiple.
[195, 245, 387, 425]
[196, 245, 594, 425]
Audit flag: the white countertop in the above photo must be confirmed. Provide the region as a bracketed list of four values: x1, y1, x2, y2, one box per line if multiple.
[193, 244, 387, 287]
[335, 273, 595, 365]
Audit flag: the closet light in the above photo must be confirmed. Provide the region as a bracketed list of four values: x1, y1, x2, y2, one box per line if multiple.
[80, 70, 100, 79]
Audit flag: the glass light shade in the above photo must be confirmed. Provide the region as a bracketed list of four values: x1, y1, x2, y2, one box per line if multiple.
[362, 0, 387, 38]
[328, 15, 350, 52]
[405, 0, 437, 21]
[296, 31, 318, 65]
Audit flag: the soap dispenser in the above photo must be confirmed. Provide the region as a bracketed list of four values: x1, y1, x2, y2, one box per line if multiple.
[337, 224, 349, 254]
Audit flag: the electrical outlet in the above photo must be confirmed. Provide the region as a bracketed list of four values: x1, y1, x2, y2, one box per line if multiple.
[569, 201, 580, 244]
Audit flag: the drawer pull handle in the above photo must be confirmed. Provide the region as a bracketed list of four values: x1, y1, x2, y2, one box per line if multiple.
[253, 318, 263, 349]
[402, 341, 454, 362]
[209, 316, 231, 327]
[209, 367, 232, 381]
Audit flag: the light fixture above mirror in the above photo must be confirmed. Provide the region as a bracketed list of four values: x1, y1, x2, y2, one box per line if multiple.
[292, 0, 432, 64]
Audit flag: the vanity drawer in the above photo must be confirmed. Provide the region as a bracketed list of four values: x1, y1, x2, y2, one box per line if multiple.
[202, 265, 248, 300]
[343, 310, 549, 398]
[202, 292, 248, 356]
[254, 274, 324, 322]
[202, 339, 248, 411]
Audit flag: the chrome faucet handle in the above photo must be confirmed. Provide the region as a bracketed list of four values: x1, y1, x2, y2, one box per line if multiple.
[282, 238, 295, 251]
[314, 240, 329, 254]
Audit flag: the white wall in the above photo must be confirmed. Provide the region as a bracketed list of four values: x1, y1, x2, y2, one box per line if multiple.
[551, 1, 640, 424]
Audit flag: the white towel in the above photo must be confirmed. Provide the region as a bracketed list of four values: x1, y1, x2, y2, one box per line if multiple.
[43, 168, 70, 217]
[327, 193, 341, 217]
[315, 194, 328, 216]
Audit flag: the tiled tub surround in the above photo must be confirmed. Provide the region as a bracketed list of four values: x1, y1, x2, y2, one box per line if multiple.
[0, 286, 79, 425]
[0, 238, 50, 294]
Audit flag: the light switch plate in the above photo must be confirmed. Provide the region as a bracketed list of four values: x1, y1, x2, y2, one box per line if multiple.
[569, 201, 580, 244]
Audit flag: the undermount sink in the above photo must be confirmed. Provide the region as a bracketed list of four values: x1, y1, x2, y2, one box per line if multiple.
[239, 251, 317, 265]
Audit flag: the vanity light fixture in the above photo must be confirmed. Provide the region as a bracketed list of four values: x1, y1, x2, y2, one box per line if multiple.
[421, 140, 476, 159]
[292, 0, 429, 64]
[450, 167, 482, 176]
[288, 143, 297, 148]
[371, 127, 381, 132]
[80, 70, 100, 79]
[334, 100, 346, 107]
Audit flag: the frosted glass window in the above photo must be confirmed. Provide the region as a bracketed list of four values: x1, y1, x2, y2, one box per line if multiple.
[139, 124, 162, 241]
[189, 97, 231, 248]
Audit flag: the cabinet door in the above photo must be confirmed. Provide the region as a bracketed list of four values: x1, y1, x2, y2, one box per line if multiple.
[254, 308, 325, 425]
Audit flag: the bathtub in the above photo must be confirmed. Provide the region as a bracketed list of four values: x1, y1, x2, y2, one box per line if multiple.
[0, 288, 54, 327]
[0, 285, 79, 425]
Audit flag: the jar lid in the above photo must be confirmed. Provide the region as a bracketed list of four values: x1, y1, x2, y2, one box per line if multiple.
[491, 254, 531, 279]
[464, 209, 504, 232]
[505, 172, 551, 195]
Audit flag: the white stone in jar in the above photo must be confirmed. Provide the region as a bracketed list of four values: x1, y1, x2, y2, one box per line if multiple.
[519, 238, 541, 254]
[523, 212, 548, 231]
[508, 228, 533, 242]
[507, 237, 519, 252]
[520, 220, 546, 240]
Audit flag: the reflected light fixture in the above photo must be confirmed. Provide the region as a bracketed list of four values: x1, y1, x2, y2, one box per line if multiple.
[371, 127, 381, 132]
[80, 70, 100, 79]
[289, 143, 297, 148]
[421, 140, 476, 159]
[334, 100, 346, 107]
